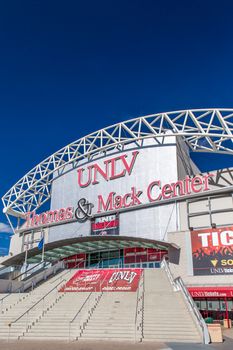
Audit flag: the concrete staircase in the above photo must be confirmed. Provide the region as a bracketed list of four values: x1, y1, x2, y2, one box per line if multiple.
[0, 268, 204, 343]
[22, 292, 102, 341]
[0, 269, 76, 340]
[142, 269, 202, 343]
[79, 292, 137, 341]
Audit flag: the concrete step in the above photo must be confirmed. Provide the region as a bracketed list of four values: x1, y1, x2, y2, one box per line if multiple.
[80, 335, 135, 340]
[0, 268, 204, 344]
[142, 337, 201, 343]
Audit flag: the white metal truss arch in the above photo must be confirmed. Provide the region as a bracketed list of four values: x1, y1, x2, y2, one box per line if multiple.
[2, 108, 233, 217]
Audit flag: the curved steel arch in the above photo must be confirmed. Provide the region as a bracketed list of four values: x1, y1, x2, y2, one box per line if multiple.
[2, 108, 233, 217]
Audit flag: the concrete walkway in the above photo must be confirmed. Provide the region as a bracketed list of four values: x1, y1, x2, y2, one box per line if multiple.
[0, 339, 230, 350]
[0, 340, 171, 350]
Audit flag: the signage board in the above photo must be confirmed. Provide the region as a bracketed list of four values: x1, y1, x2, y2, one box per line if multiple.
[191, 226, 233, 275]
[49, 144, 213, 242]
[188, 287, 233, 298]
[60, 268, 142, 292]
[91, 214, 119, 236]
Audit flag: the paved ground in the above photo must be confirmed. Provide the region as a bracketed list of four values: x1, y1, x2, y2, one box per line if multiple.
[0, 340, 171, 350]
[0, 340, 230, 350]
[0, 328, 233, 350]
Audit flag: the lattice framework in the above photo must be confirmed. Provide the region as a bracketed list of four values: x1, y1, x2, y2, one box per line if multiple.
[2, 109, 233, 217]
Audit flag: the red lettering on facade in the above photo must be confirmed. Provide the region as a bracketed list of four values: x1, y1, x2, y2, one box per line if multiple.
[24, 207, 74, 229]
[97, 187, 142, 213]
[77, 151, 139, 188]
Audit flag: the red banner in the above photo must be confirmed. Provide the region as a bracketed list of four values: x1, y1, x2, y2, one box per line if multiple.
[62, 253, 86, 269]
[124, 247, 167, 264]
[60, 268, 142, 292]
[188, 287, 233, 298]
[191, 226, 233, 276]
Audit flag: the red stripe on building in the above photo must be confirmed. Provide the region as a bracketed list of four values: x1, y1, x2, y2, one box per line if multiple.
[188, 287, 233, 298]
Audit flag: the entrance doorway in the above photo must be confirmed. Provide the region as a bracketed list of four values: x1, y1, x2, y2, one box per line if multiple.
[63, 247, 167, 269]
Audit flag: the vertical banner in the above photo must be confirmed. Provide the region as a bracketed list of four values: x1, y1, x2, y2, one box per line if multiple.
[91, 214, 119, 236]
[60, 268, 142, 292]
[191, 226, 233, 276]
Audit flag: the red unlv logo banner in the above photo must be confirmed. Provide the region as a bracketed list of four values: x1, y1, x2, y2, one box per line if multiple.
[60, 269, 142, 292]
[191, 226, 233, 276]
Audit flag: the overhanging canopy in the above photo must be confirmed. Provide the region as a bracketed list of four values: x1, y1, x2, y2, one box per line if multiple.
[2, 236, 179, 266]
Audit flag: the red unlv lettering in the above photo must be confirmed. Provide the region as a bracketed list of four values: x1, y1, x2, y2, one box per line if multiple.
[77, 151, 139, 188]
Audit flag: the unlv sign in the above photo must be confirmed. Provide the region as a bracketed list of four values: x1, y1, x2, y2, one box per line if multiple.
[191, 226, 233, 276]
[22, 150, 214, 231]
[60, 268, 142, 292]
[77, 151, 213, 214]
[77, 151, 139, 187]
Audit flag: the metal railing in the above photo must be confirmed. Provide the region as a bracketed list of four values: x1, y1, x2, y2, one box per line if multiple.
[70, 267, 124, 340]
[1, 260, 66, 315]
[0, 265, 14, 278]
[175, 276, 210, 345]
[0, 285, 29, 314]
[8, 278, 66, 340]
[161, 259, 179, 291]
[7, 262, 89, 341]
[76, 292, 103, 341]
[161, 259, 210, 344]
[14, 261, 51, 281]
[52, 260, 84, 284]
[68, 291, 94, 341]
[134, 269, 144, 342]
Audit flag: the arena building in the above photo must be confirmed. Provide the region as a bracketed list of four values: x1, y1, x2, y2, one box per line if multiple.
[1, 108, 233, 340]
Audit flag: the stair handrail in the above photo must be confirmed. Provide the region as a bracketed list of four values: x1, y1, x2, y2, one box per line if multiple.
[70, 291, 93, 324]
[160, 259, 179, 291]
[68, 265, 101, 341]
[161, 259, 210, 344]
[8, 278, 66, 329]
[68, 290, 94, 341]
[12, 261, 50, 281]
[76, 268, 122, 339]
[134, 274, 140, 341]
[141, 269, 145, 340]
[174, 276, 210, 345]
[51, 259, 84, 284]
[0, 283, 32, 314]
[134, 269, 144, 342]
[9, 265, 84, 340]
[1, 260, 65, 312]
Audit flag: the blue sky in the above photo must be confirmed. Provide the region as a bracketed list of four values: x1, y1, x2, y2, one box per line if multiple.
[0, 1, 233, 245]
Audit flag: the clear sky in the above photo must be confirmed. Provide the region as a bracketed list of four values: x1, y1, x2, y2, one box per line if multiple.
[0, 1, 233, 243]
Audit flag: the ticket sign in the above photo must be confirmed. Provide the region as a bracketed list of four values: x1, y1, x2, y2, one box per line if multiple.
[191, 226, 233, 276]
[60, 268, 142, 292]
[188, 287, 233, 298]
